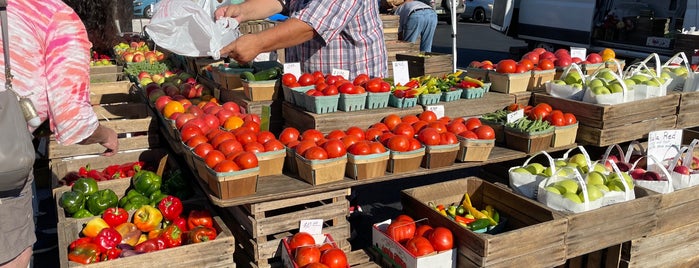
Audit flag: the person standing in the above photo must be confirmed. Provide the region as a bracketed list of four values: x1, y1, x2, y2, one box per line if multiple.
[0, 1, 118, 267]
[394, 0, 438, 52]
[216, 0, 388, 78]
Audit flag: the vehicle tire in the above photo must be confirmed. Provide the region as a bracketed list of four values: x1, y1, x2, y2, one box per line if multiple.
[144, 6, 153, 19]
[473, 8, 486, 23]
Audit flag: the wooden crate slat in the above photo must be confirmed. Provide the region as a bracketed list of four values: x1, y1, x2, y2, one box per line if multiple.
[92, 102, 150, 120]
[654, 184, 699, 235]
[89, 81, 136, 105]
[576, 116, 677, 147]
[250, 188, 350, 213]
[623, 221, 699, 268]
[89, 65, 121, 74]
[678, 91, 699, 113]
[439, 92, 515, 119]
[676, 111, 699, 129]
[255, 199, 348, 237]
[49, 134, 160, 159]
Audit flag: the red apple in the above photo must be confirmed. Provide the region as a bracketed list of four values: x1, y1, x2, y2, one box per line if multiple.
[586, 53, 603, 64]
[630, 168, 646, 180]
[138, 71, 151, 80]
[154, 95, 173, 112]
[674, 165, 691, 175]
[643, 171, 663, 181]
[222, 102, 240, 113]
[175, 113, 197, 129]
[187, 105, 204, 117]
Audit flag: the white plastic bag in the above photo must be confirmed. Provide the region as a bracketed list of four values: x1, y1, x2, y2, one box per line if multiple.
[145, 0, 240, 59]
[545, 63, 585, 100]
[508, 151, 556, 199]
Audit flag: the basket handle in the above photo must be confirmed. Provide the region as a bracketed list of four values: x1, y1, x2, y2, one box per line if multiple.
[624, 140, 646, 163]
[666, 144, 688, 171]
[601, 144, 627, 166]
[605, 59, 624, 77]
[632, 53, 662, 77]
[645, 154, 675, 193]
[662, 52, 691, 70]
[608, 160, 634, 200]
[561, 145, 593, 171]
[682, 139, 699, 169]
[560, 63, 586, 85]
[522, 150, 556, 174]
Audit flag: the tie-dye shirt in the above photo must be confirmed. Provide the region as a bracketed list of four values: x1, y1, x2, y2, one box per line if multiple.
[1, 0, 98, 145]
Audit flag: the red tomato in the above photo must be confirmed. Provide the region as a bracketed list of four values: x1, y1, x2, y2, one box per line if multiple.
[538, 59, 555, 70]
[256, 131, 276, 144]
[345, 126, 365, 140]
[304, 146, 329, 160]
[244, 142, 265, 153]
[415, 224, 434, 238]
[405, 236, 435, 257]
[322, 85, 339, 96]
[214, 160, 241, 173]
[378, 132, 395, 145]
[564, 113, 577, 125]
[282, 73, 297, 87]
[365, 78, 383, 93]
[181, 125, 204, 142]
[234, 152, 258, 169]
[546, 111, 565, 126]
[427, 122, 447, 134]
[354, 86, 366, 94]
[210, 132, 235, 149]
[417, 128, 441, 146]
[323, 139, 346, 158]
[428, 227, 454, 251]
[535, 103, 553, 113]
[279, 127, 300, 145]
[241, 121, 260, 133]
[194, 143, 214, 158]
[186, 135, 209, 149]
[515, 64, 529, 73]
[298, 73, 315, 86]
[294, 246, 321, 267]
[528, 106, 549, 120]
[464, 117, 482, 131]
[408, 137, 422, 151]
[440, 132, 459, 145]
[353, 74, 370, 86]
[496, 59, 517, 73]
[295, 141, 317, 156]
[386, 135, 410, 152]
[337, 82, 354, 94]
[341, 135, 361, 149]
[411, 121, 429, 133]
[370, 122, 390, 132]
[418, 111, 438, 122]
[326, 130, 347, 140]
[302, 129, 325, 143]
[380, 81, 391, 92]
[401, 115, 420, 125]
[288, 232, 316, 252]
[392, 122, 415, 137]
[475, 125, 495, 140]
[383, 114, 402, 130]
[217, 139, 244, 156]
[205, 150, 226, 168]
[263, 140, 285, 151]
[319, 248, 348, 268]
[364, 128, 383, 141]
[369, 142, 387, 154]
[348, 141, 371, 155]
[387, 218, 416, 243]
[447, 121, 467, 134]
[235, 130, 258, 144]
[325, 75, 340, 86]
[458, 130, 479, 139]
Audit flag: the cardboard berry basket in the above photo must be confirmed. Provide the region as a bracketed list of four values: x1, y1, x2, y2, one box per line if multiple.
[504, 127, 553, 154]
[281, 233, 350, 268]
[421, 144, 459, 169]
[400, 177, 568, 267]
[456, 137, 495, 162]
[528, 69, 555, 91]
[242, 78, 280, 101]
[191, 153, 259, 199]
[489, 72, 531, 93]
[295, 153, 348, 185]
[387, 147, 426, 174]
[345, 151, 390, 180]
[255, 148, 286, 177]
[551, 123, 578, 148]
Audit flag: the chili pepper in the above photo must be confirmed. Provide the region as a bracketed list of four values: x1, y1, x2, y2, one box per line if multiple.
[115, 222, 142, 246]
[87, 169, 107, 181]
[187, 210, 213, 230]
[446, 205, 457, 218]
[103, 207, 128, 228]
[102, 164, 121, 180]
[59, 191, 85, 215]
[68, 242, 101, 264]
[94, 228, 122, 253]
[160, 224, 182, 248]
[73, 209, 94, 219]
[102, 248, 122, 261]
[405, 79, 419, 89]
[78, 166, 89, 177]
[187, 226, 217, 244]
[119, 190, 150, 211]
[119, 161, 143, 178]
[134, 237, 167, 253]
[148, 229, 164, 240]
[436, 204, 445, 211]
[69, 237, 93, 251]
[71, 178, 98, 196]
[469, 218, 491, 231]
[83, 217, 110, 238]
[133, 205, 163, 232]
[132, 170, 162, 197]
[454, 215, 476, 225]
[86, 189, 119, 215]
[158, 196, 183, 221]
[171, 217, 188, 232]
[149, 190, 168, 207]
[456, 205, 466, 216]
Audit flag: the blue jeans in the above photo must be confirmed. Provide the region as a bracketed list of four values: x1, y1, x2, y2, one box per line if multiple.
[402, 9, 437, 52]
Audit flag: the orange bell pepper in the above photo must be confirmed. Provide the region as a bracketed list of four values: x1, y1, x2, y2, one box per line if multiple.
[82, 218, 110, 238]
[133, 205, 163, 232]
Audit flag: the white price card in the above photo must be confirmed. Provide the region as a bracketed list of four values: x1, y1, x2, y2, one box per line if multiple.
[392, 61, 410, 86]
[299, 219, 324, 235]
[570, 47, 587, 60]
[506, 109, 524, 123]
[426, 105, 445, 119]
[647, 129, 683, 166]
[283, 63, 301, 79]
[331, 68, 350, 80]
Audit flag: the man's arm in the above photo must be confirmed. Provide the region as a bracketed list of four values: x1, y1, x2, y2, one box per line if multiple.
[215, 0, 285, 22]
[221, 18, 315, 63]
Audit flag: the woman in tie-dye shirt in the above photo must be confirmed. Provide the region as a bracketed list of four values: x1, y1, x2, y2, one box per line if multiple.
[0, 0, 118, 266]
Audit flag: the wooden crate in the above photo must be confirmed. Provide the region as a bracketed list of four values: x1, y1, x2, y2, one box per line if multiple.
[401, 177, 568, 268]
[511, 91, 533, 106]
[90, 72, 126, 84]
[58, 208, 235, 268]
[396, 52, 453, 78]
[675, 91, 699, 128]
[651, 184, 699, 235]
[281, 101, 423, 134]
[561, 187, 660, 259]
[559, 244, 623, 268]
[576, 115, 677, 147]
[47, 103, 160, 159]
[89, 81, 138, 105]
[438, 92, 515, 119]
[621, 221, 699, 268]
[220, 188, 351, 267]
[89, 65, 121, 74]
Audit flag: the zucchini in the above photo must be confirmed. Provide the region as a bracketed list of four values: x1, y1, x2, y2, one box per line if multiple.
[241, 71, 256, 82]
[253, 67, 281, 81]
[469, 218, 491, 231]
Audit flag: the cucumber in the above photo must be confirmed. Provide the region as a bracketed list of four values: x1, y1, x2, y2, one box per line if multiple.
[253, 67, 281, 81]
[469, 218, 491, 231]
[241, 71, 256, 82]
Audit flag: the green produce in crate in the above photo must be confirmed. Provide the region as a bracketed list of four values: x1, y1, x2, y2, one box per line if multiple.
[72, 209, 94, 218]
[132, 170, 162, 197]
[119, 190, 150, 211]
[254, 66, 282, 81]
[149, 190, 168, 206]
[86, 189, 118, 215]
[60, 191, 85, 215]
[71, 178, 98, 196]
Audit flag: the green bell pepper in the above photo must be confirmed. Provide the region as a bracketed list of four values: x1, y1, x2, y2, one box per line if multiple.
[72, 209, 94, 218]
[132, 170, 162, 197]
[60, 191, 85, 215]
[71, 178, 99, 196]
[119, 190, 150, 211]
[86, 189, 118, 215]
[149, 190, 168, 207]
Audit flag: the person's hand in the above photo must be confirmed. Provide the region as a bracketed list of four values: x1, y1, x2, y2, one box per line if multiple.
[98, 125, 119, 156]
[220, 34, 263, 64]
[215, 4, 243, 21]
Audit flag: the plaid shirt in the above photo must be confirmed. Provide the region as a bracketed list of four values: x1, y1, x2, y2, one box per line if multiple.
[286, 0, 388, 78]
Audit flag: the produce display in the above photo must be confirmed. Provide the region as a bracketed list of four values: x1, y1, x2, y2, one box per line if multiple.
[429, 193, 501, 232]
[283, 232, 349, 268]
[113, 41, 166, 64]
[60, 161, 144, 186]
[382, 214, 454, 257]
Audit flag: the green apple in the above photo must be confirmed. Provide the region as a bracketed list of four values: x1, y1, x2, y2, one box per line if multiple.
[585, 171, 607, 185]
[606, 179, 626, 192]
[596, 184, 610, 192]
[631, 74, 649, 84]
[568, 154, 588, 169]
[555, 160, 568, 167]
[608, 172, 634, 189]
[592, 163, 608, 173]
[564, 193, 583, 203]
[564, 72, 582, 85]
[623, 79, 637, 89]
[555, 179, 579, 195]
[673, 67, 688, 76]
[597, 70, 616, 81]
[545, 186, 563, 195]
[579, 185, 603, 201]
[572, 83, 584, 90]
[587, 79, 606, 88]
[608, 83, 624, 93]
[511, 167, 532, 174]
[543, 167, 554, 177]
[525, 163, 546, 175]
[592, 86, 611, 95]
[552, 80, 567, 85]
[660, 71, 672, 80]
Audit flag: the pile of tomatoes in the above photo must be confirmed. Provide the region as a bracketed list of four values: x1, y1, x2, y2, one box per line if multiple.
[508, 103, 577, 127]
[285, 232, 348, 268]
[384, 215, 453, 257]
[281, 72, 391, 97]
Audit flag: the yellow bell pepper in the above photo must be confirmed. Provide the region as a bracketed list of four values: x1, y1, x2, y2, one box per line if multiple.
[82, 218, 110, 238]
[133, 205, 163, 232]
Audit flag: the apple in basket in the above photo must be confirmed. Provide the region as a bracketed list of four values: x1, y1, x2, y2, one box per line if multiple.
[673, 165, 691, 175]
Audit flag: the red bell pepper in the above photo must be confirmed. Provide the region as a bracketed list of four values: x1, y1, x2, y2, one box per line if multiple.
[160, 224, 182, 248]
[102, 248, 122, 261]
[158, 195, 183, 221]
[171, 217, 188, 232]
[78, 166, 89, 177]
[87, 169, 107, 181]
[94, 228, 122, 253]
[119, 161, 144, 178]
[187, 226, 217, 244]
[102, 164, 121, 179]
[134, 237, 167, 253]
[102, 207, 128, 228]
[68, 242, 101, 264]
[187, 210, 213, 230]
[69, 237, 93, 251]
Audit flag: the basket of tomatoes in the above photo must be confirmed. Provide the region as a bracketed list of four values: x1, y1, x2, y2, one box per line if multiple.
[345, 141, 390, 180]
[455, 118, 496, 162]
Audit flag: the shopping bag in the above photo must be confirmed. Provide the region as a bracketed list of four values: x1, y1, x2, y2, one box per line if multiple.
[536, 168, 604, 213]
[600, 160, 636, 206]
[668, 141, 699, 190]
[145, 0, 240, 59]
[508, 151, 556, 199]
[683, 69, 699, 92]
[583, 67, 632, 104]
[632, 154, 674, 194]
[545, 63, 585, 100]
[624, 53, 671, 100]
[661, 52, 691, 91]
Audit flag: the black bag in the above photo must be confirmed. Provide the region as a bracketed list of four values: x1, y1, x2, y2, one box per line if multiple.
[0, 0, 35, 197]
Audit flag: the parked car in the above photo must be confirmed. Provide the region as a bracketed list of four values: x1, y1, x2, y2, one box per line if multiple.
[460, 0, 493, 23]
[133, 0, 159, 19]
[432, 0, 465, 24]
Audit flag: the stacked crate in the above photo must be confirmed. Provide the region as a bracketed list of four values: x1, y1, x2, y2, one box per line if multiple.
[382, 15, 421, 75]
